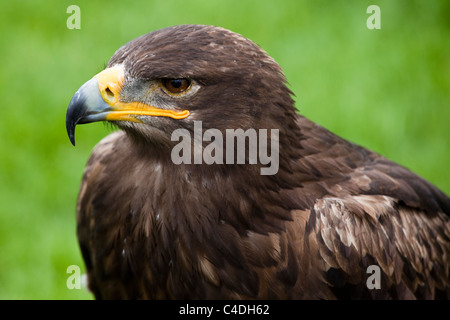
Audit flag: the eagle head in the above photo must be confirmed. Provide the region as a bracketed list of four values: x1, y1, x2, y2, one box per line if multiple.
[66, 24, 295, 147]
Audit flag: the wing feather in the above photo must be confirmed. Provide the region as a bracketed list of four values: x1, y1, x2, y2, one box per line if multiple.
[309, 195, 450, 299]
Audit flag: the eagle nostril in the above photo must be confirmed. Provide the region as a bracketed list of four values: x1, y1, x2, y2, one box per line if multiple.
[105, 87, 113, 95]
[104, 87, 115, 102]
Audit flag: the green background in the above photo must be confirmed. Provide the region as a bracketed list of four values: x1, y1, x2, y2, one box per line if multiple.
[0, 0, 448, 299]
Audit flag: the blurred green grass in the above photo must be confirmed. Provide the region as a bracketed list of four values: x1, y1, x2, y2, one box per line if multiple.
[0, 0, 448, 299]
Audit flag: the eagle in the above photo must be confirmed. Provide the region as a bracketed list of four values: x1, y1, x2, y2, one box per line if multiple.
[66, 24, 450, 299]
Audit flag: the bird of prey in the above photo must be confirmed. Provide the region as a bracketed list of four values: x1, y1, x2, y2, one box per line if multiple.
[66, 24, 450, 299]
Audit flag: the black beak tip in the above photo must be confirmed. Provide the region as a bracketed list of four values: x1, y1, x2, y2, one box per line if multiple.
[68, 132, 76, 146]
[66, 92, 86, 147]
[66, 117, 77, 146]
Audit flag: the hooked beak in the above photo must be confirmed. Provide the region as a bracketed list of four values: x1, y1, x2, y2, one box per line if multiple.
[65, 65, 190, 146]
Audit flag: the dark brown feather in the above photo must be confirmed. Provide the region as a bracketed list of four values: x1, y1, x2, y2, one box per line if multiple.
[75, 25, 450, 299]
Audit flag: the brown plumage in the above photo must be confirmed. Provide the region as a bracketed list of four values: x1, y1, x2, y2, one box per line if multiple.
[66, 24, 450, 299]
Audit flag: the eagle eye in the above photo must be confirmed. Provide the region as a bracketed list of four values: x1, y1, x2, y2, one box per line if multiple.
[161, 79, 191, 95]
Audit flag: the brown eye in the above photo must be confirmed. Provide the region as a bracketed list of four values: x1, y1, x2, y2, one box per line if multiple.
[162, 79, 191, 94]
